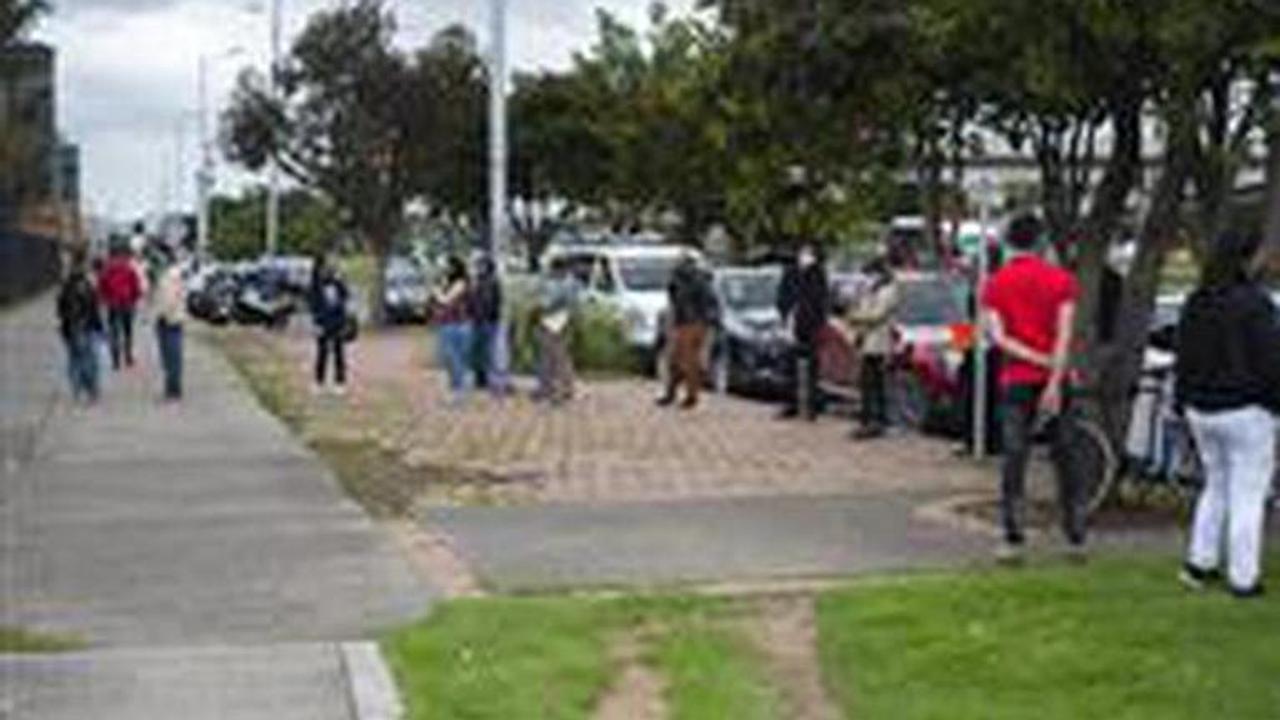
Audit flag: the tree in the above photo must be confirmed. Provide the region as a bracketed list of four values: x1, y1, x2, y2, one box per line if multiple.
[208, 187, 343, 261]
[0, 0, 47, 46]
[223, 0, 421, 324]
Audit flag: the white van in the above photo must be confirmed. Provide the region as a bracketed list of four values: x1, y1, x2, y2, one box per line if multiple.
[541, 244, 704, 351]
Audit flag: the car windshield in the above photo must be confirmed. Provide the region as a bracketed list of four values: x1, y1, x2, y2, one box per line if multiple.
[897, 278, 967, 326]
[617, 256, 681, 292]
[718, 272, 780, 311]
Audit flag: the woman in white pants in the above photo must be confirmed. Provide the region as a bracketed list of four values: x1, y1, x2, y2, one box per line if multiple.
[1175, 231, 1280, 599]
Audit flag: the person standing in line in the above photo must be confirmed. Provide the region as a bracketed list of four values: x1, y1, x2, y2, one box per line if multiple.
[776, 241, 829, 420]
[432, 256, 472, 405]
[56, 249, 104, 406]
[533, 262, 578, 406]
[1175, 231, 1280, 599]
[97, 242, 143, 371]
[981, 214, 1086, 563]
[468, 254, 505, 395]
[309, 255, 350, 395]
[153, 248, 187, 402]
[657, 253, 718, 409]
[844, 256, 900, 439]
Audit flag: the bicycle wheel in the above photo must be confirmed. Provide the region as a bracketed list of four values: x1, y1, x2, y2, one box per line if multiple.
[1067, 417, 1120, 517]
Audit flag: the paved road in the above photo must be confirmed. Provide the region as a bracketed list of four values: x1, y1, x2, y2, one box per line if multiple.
[1, 299, 433, 718]
[425, 492, 993, 592]
[0, 296, 63, 473]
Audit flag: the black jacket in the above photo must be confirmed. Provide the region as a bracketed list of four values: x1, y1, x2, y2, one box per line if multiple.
[1175, 282, 1280, 413]
[468, 273, 503, 325]
[777, 262, 829, 345]
[668, 264, 717, 326]
[56, 272, 103, 341]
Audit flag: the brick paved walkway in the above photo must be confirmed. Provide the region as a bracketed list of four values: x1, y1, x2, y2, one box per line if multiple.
[263, 327, 992, 507]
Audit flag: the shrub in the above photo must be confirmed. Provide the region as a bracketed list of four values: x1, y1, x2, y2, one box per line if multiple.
[506, 292, 640, 376]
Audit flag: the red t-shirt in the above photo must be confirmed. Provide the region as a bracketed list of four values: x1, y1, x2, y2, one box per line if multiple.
[981, 255, 1079, 388]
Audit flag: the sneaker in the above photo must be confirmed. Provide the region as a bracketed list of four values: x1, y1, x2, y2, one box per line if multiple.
[1179, 562, 1221, 591]
[655, 395, 676, 408]
[332, 384, 347, 398]
[1229, 583, 1265, 600]
[995, 542, 1025, 565]
[311, 383, 324, 396]
[851, 425, 886, 441]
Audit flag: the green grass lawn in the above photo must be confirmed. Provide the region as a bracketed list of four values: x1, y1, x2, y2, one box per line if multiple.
[0, 626, 85, 653]
[382, 595, 781, 720]
[819, 556, 1280, 720]
[384, 557, 1280, 720]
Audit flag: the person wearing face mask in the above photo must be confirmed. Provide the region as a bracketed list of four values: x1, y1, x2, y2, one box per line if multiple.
[776, 241, 830, 420]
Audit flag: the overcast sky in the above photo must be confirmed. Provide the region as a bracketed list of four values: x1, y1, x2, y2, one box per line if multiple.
[41, 0, 695, 222]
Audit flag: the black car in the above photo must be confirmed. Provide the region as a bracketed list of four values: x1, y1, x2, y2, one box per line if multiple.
[708, 266, 789, 395]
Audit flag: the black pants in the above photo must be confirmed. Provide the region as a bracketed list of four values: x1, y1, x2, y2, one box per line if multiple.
[999, 384, 1087, 546]
[315, 333, 346, 386]
[784, 342, 821, 417]
[859, 354, 888, 429]
[107, 307, 135, 369]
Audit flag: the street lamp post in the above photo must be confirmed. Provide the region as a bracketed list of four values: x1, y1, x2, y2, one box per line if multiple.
[489, 0, 507, 260]
[973, 175, 995, 460]
[266, 0, 283, 257]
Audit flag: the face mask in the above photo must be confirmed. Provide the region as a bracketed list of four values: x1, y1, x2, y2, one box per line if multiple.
[799, 252, 816, 268]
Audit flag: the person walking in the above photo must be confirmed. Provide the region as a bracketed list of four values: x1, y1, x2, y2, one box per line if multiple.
[468, 254, 505, 395]
[776, 241, 829, 420]
[1175, 231, 1280, 599]
[309, 256, 350, 395]
[432, 256, 472, 405]
[153, 248, 187, 402]
[97, 242, 143, 370]
[56, 249, 104, 405]
[845, 257, 900, 439]
[533, 262, 578, 406]
[980, 214, 1086, 562]
[657, 254, 718, 409]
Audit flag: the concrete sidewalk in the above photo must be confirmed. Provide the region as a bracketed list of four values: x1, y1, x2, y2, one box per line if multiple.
[1, 300, 433, 717]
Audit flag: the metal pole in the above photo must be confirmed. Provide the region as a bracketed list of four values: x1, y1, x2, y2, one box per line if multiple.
[973, 179, 992, 460]
[266, 0, 282, 257]
[488, 0, 507, 260]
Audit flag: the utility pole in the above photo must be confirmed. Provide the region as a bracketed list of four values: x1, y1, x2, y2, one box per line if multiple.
[265, 0, 282, 257]
[488, 0, 508, 261]
[973, 175, 994, 460]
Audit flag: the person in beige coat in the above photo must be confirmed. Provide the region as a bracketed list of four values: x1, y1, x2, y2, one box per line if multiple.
[845, 257, 900, 439]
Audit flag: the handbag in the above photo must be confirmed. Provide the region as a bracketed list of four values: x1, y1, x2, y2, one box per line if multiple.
[340, 312, 359, 343]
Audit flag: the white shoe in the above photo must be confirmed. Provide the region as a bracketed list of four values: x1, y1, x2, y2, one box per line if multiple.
[332, 384, 347, 397]
[995, 542, 1025, 565]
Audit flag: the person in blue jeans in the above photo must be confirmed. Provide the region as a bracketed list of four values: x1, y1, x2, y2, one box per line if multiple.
[153, 251, 187, 401]
[56, 250, 104, 405]
[432, 255, 472, 405]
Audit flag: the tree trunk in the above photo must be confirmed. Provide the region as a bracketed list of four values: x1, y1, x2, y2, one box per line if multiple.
[367, 234, 390, 328]
[1255, 91, 1280, 275]
[1093, 107, 1196, 445]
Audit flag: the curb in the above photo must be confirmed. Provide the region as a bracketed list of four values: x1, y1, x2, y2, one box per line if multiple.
[339, 642, 404, 720]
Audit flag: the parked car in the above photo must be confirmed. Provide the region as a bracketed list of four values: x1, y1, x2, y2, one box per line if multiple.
[186, 266, 239, 325]
[818, 271, 973, 429]
[708, 266, 789, 394]
[541, 243, 704, 355]
[382, 256, 430, 324]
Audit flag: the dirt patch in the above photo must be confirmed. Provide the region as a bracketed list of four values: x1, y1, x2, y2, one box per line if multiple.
[951, 493, 1192, 534]
[744, 596, 841, 720]
[594, 634, 668, 720]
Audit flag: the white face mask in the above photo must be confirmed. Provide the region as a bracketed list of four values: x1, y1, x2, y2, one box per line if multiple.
[799, 251, 816, 268]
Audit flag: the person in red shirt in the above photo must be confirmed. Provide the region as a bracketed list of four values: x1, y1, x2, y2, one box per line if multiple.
[981, 214, 1086, 561]
[97, 242, 144, 370]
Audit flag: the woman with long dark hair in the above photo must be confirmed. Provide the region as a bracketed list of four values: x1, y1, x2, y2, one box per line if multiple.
[432, 255, 472, 405]
[1175, 231, 1280, 599]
